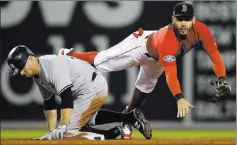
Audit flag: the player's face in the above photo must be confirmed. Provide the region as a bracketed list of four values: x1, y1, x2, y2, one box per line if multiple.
[172, 16, 196, 36]
[20, 56, 39, 77]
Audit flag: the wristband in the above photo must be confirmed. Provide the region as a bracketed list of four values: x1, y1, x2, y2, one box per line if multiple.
[218, 76, 226, 81]
[175, 93, 184, 101]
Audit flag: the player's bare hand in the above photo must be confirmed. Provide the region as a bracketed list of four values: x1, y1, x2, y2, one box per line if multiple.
[177, 98, 195, 118]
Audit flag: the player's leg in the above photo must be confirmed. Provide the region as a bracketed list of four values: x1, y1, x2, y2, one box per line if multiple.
[79, 108, 136, 139]
[91, 108, 151, 139]
[79, 75, 151, 139]
[80, 126, 122, 140]
[59, 33, 142, 74]
[94, 109, 138, 124]
[64, 90, 108, 139]
[93, 29, 156, 73]
[93, 34, 140, 73]
[66, 95, 122, 140]
[65, 73, 109, 139]
[66, 75, 150, 139]
[70, 51, 98, 64]
[80, 107, 152, 139]
[59, 48, 98, 64]
[122, 63, 165, 139]
[127, 63, 165, 112]
[65, 74, 131, 139]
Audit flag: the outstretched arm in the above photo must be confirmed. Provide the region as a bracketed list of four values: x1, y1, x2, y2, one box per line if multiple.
[164, 64, 194, 118]
[199, 23, 231, 102]
[199, 22, 226, 78]
[208, 50, 226, 79]
[164, 64, 182, 96]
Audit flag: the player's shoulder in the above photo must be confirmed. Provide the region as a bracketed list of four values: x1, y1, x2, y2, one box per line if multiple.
[193, 20, 210, 32]
[39, 55, 68, 66]
[157, 24, 177, 40]
[39, 54, 54, 59]
[157, 24, 171, 34]
[39, 54, 67, 61]
[157, 24, 178, 46]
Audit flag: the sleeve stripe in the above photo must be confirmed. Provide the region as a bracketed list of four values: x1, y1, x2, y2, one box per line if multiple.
[59, 84, 73, 95]
[43, 93, 54, 101]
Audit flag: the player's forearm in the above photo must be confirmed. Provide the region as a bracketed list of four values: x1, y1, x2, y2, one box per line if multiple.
[60, 87, 74, 126]
[209, 51, 226, 78]
[60, 108, 73, 126]
[164, 65, 182, 96]
[44, 109, 57, 131]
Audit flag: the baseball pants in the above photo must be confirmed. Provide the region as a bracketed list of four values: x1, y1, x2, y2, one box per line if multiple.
[65, 74, 108, 137]
[94, 30, 164, 93]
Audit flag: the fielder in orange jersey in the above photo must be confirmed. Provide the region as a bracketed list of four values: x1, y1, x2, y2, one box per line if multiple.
[59, 2, 231, 139]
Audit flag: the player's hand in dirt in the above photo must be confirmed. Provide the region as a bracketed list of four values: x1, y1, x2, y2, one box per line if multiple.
[32, 131, 53, 140]
[51, 124, 67, 139]
[177, 98, 195, 118]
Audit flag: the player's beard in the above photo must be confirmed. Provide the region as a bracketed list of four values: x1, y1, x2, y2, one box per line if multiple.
[173, 25, 188, 40]
[174, 25, 191, 40]
[179, 27, 189, 35]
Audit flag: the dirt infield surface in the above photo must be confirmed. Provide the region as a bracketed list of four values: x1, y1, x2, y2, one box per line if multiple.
[1, 139, 236, 145]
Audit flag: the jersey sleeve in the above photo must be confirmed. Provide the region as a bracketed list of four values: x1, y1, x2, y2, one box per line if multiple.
[48, 56, 73, 95]
[38, 85, 54, 100]
[158, 37, 179, 66]
[156, 30, 182, 96]
[164, 64, 182, 96]
[198, 22, 226, 78]
[198, 22, 218, 54]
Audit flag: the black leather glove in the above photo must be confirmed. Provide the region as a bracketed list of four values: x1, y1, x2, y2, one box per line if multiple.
[209, 76, 231, 103]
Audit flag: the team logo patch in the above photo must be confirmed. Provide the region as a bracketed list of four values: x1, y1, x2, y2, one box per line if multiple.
[163, 55, 176, 62]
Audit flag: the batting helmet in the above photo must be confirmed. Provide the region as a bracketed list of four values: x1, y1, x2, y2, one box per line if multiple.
[7, 45, 35, 76]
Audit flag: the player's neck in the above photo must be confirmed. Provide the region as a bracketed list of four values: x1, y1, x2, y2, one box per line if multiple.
[33, 58, 40, 78]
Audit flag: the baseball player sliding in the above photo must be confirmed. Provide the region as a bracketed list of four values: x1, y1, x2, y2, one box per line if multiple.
[59, 2, 231, 139]
[7, 45, 152, 140]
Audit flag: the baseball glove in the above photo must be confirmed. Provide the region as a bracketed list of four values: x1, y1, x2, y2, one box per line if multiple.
[209, 76, 231, 103]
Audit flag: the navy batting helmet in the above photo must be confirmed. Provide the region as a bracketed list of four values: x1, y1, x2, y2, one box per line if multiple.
[7, 45, 35, 76]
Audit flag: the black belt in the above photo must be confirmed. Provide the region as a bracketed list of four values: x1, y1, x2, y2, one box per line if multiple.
[145, 53, 151, 58]
[145, 53, 158, 61]
[91, 72, 97, 82]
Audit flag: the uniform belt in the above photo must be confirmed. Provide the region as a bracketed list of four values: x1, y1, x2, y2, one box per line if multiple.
[145, 53, 158, 61]
[92, 72, 97, 82]
[145, 53, 151, 58]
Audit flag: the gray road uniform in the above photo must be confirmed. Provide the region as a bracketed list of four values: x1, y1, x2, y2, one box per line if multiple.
[34, 55, 108, 134]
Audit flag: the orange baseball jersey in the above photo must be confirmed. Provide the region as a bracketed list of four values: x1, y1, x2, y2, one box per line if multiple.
[146, 20, 226, 96]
